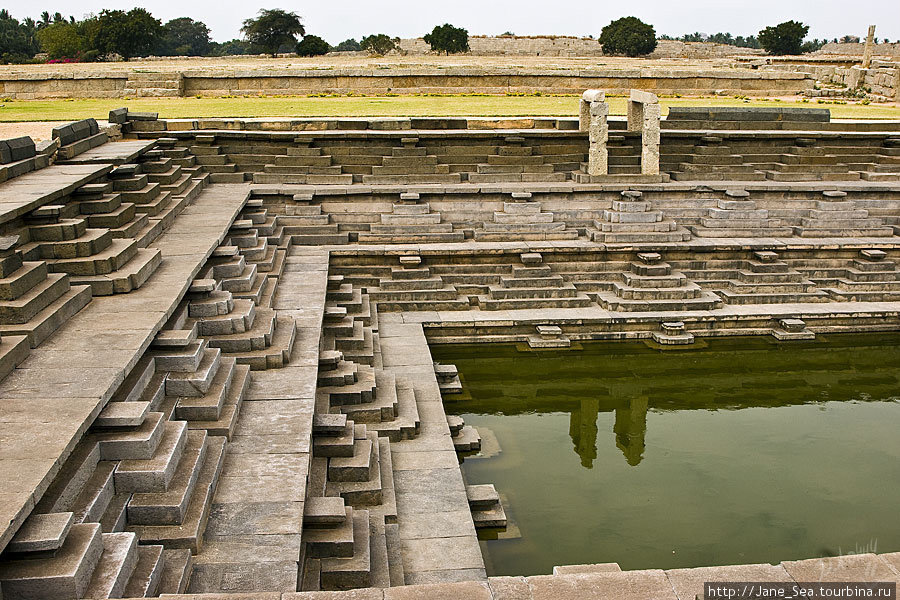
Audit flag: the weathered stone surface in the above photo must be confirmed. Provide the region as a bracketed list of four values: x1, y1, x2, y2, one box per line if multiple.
[528, 569, 677, 600]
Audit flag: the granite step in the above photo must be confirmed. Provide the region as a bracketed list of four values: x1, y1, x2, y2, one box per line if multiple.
[165, 347, 222, 397]
[121, 543, 165, 598]
[128, 435, 226, 552]
[6, 512, 74, 554]
[184, 364, 249, 439]
[340, 371, 399, 424]
[114, 420, 188, 493]
[0, 523, 103, 600]
[227, 315, 295, 370]
[155, 548, 193, 595]
[304, 506, 356, 558]
[127, 430, 208, 525]
[319, 508, 372, 590]
[81, 532, 138, 599]
[368, 381, 420, 442]
[92, 411, 166, 461]
[174, 357, 236, 421]
[314, 420, 357, 458]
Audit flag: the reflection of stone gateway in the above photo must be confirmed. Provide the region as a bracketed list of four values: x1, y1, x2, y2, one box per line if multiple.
[569, 397, 600, 468]
[614, 396, 649, 466]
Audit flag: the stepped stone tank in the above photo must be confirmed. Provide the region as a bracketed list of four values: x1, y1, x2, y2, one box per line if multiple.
[0, 102, 898, 599]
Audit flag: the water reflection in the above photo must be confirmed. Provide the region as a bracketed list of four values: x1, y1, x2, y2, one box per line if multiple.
[614, 396, 648, 466]
[438, 334, 900, 470]
[434, 335, 900, 576]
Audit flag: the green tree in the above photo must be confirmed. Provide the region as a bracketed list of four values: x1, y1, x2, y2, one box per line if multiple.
[160, 17, 211, 56]
[92, 8, 162, 59]
[360, 34, 399, 56]
[241, 9, 304, 57]
[599, 16, 657, 57]
[37, 21, 88, 59]
[423, 23, 469, 54]
[208, 38, 250, 56]
[332, 38, 360, 52]
[296, 34, 329, 56]
[0, 10, 40, 63]
[758, 20, 809, 55]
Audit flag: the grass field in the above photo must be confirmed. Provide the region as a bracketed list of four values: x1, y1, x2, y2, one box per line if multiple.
[1, 95, 898, 122]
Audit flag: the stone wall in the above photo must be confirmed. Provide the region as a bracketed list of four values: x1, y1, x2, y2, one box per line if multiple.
[819, 63, 899, 100]
[0, 66, 813, 99]
[817, 42, 900, 56]
[397, 36, 764, 58]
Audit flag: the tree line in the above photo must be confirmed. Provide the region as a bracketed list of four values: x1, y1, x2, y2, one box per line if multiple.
[0, 8, 889, 64]
[0, 8, 471, 64]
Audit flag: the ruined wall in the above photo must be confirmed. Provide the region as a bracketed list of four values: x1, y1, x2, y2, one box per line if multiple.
[817, 42, 900, 57]
[0, 67, 813, 99]
[397, 36, 764, 58]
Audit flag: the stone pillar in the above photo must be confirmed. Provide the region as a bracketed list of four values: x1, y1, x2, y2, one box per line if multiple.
[862, 25, 876, 69]
[580, 89, 604, 132]
[587, 100, 609, 176]
[641, 103, 661, 176]
[628, 90, 661, 176]
[627, 100, 643, 132]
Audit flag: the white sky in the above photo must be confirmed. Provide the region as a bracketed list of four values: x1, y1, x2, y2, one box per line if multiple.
[11, 0, 900, 44]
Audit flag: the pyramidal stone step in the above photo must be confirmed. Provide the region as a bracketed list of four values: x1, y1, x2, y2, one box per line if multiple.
[0, 523, 103, 600]
[81, 532, 138, 600]
[6, 512, 74, 554]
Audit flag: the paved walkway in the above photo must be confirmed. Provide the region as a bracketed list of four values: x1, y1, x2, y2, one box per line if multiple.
[0, 162, 112, 225]
[56, 139, 156, 164]
[133, 551, 900, 599]
[191, 246, 327, 593]
[378, 316, 486, 585]
[0, 183, 250, 552]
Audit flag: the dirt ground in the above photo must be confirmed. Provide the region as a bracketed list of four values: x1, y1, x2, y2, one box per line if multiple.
[0, 54, 748, 75]
[0, 122, 67, 141]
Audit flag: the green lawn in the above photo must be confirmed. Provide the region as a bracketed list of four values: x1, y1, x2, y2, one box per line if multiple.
[1, 95, 898, 122]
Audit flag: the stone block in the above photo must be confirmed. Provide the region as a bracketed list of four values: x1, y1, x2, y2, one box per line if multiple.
[7, 512, 74, 553]
[5, 137, 35, 162]
[384, 581, 492, 600]
[51, 124, 78, 146]
[127, 111, 159, 121]
[108, 108, 128, 124]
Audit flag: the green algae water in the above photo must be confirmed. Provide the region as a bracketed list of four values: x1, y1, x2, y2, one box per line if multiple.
[431, 334, 900, 576]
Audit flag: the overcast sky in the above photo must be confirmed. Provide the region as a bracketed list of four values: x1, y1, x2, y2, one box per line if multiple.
[11, 1, 900, 44]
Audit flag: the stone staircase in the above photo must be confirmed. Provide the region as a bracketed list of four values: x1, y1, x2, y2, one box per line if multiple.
[671, 136, 767, 181]
[798, 248, 900, 302]
[762, 138, 880, 182]
[302, 281, 421, 591]
[367, 257, 470, 312]
[280, 193, 350, 246]
[595, 252, 724, 312]
[358, 193, 464, 244]
[0, 337, 237, 597]
[190, 136, 243, 184]
[468, 136, 568, 183]
[474, 193, 579, 241]
[689, 189, 793, 238]
[123, 71, 184, 97]
[254, 142, 353, 185]
[476, 252, 593, 311]
[187, 204, 296, 369]
[9, 141, 211, 298]
[590, 190, 690, 243]
[794, 190, 893, 237]
[361, 138, 461, 185]
[0, 235, 91, 349]
[865, 138, 900, 182]
[681, 250, 831, 305]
